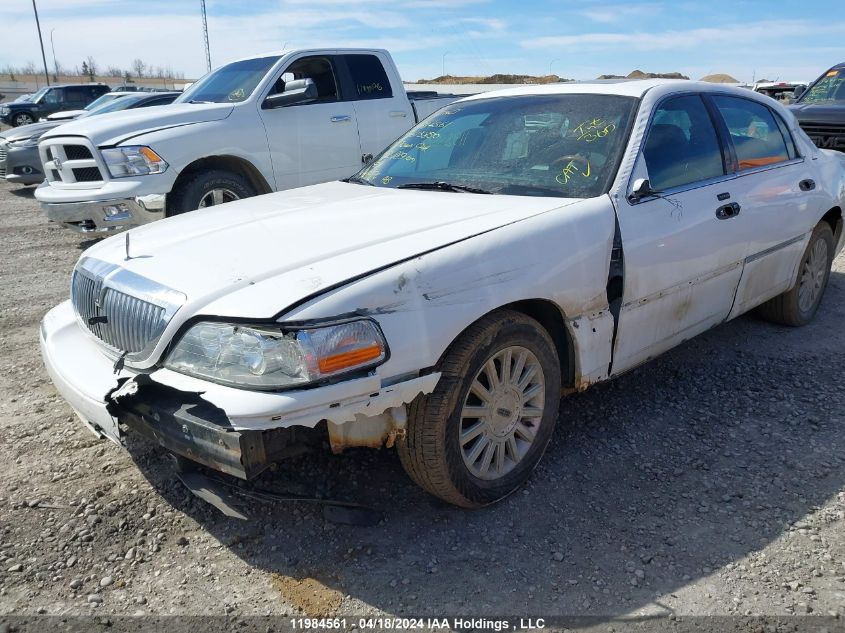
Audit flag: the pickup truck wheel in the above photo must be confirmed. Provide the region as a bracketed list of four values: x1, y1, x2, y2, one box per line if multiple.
[758, 222, 834, 326]
[397, 310, 561, 507]
[168, 169, 256, 215]
[13, 112, 35, 126]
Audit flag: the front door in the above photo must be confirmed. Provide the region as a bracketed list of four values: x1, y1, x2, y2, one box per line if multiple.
[612, 94, 747, 374]
[258, 55, 362, 191]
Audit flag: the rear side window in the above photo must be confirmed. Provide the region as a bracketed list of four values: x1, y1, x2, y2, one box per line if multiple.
[345, 55, 393, 100]
[712, 95, 791, 170]
[65, 87, 86, 103]
[642, 95, 725, 191]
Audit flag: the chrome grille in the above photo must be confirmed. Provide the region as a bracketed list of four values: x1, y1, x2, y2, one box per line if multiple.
[70, 258, 185, 361]
[41, 139, 105, 185]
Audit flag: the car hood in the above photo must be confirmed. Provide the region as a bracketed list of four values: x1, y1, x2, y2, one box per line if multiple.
[83, 181, 580, 321]
[39, 102, 234, 147]
[0, 120, 62, 142]
[45, 109, 85, 121]
[789, 102, 845, 123]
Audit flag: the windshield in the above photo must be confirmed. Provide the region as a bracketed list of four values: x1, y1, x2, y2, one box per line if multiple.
[799, 68, 845, 105]
[356, 94, 637, 198]
[84, 93, 125, 111]
[176, 56, 280, 104]
[29, 87, 50, 103]
[77, 95, 144, 118]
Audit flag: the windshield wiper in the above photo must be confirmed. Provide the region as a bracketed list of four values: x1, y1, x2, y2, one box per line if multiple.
[187, 99, 215, 104]
[396, 181, 492, 194]
[343, 175, 374, 186]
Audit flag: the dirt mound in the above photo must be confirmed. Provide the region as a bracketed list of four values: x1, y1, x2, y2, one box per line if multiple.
[700, 73, 740, 83]
[598, 70, 689, 80]
[416, 74, 569, 84]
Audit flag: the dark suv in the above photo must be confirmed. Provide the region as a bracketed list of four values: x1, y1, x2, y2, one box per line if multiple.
[0, 84, 110, 127]
[789, 63, 845, 152]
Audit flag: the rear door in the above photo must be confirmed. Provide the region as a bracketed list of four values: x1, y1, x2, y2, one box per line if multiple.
[612, 93, 748, 374]
[258, 54, 362, 191]
[707, 94, 823, 317]
[340, 53, 414, 162]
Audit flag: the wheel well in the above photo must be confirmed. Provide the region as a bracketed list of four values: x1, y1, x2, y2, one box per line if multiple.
[171, 155, 272, 199]
[506, 299, 575, 388]
[821, 206, 843, 244]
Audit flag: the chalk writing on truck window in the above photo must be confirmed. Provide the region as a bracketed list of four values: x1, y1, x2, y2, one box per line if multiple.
[381, 176, 393, 184]
[386, 151, 416, 163]
[415, 131, 441, 140]
[357, 82, 384, 95]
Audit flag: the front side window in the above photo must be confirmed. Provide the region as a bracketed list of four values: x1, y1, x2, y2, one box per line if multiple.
[642, 95, 725, 191]
[799, 68, 845, 105]
[356, 94, 637, 198]
[712, 95, 790, 170]
[268, 56, 338, 103]
[345, 54, 393, 100]
[177, 56, 280, 104]
[43, 89, 64, 105]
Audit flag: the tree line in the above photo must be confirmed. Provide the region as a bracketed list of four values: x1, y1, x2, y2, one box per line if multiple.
[2, 57, 186, 83]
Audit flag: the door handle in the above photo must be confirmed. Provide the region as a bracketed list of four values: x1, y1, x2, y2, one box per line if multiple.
[715, 202, 741, 220]
[799, 179, 816, 191]
[389, 110, 408, 118]
[330, 115, 352, 123]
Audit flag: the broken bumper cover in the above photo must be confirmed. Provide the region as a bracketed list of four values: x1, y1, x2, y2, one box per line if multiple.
[40, 301, 440, 478]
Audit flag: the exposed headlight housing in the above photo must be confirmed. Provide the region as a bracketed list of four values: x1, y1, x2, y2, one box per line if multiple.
[101, 145, 168, 178]
[9, 135, 40, 148]
[164, 319, 388, 389]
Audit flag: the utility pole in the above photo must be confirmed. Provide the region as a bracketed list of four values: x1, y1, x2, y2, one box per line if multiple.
[50, 28, 58, 79]
[31, 0, 50, 86]
[549, 58, 560, 77]
[442, 51, 450, 78]
[200, 0, 211, 73]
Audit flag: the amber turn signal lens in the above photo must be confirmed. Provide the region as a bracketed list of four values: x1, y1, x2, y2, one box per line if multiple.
[318, 343, 383, 374]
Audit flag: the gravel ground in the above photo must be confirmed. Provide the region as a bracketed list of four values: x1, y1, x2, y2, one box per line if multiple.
[0, 178, 844, 627]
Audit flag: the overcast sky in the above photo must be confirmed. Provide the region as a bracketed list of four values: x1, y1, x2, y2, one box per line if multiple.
[1, 0, 842, 83]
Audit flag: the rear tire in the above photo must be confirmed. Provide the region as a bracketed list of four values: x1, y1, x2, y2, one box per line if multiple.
[758, 222, 834, 326]
[397, 310, 561, 508]
[167, 169, 256, 216]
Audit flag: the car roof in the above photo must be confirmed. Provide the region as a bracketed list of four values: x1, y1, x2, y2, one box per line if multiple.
[460, 79, 765, 102]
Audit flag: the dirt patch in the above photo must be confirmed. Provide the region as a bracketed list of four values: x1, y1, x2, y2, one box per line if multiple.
[271, 574, 344, 616]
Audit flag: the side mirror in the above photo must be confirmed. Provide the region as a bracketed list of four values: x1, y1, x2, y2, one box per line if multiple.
[628, 178, 659, 203]
[793, 85, 806, 100]
[263, 78, 317, 109]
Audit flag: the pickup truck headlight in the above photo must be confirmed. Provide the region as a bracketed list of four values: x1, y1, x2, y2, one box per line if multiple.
[101, 146, 168, 178]
[164, 319, 388, 389]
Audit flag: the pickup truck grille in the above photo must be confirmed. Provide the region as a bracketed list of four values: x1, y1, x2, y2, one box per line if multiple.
[70, 258, 186, 361]
[798, 122, 845, 152]
[0, 141, 7, 177]
[40, 139, 106, 186]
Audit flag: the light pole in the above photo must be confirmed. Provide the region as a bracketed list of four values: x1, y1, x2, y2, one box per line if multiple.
[31, 0, 51, 86]
[549, 58, 560, 77]
[50, 28, 58, 80]
[442, 51, 451, 78]
[200, 0, 211, 73]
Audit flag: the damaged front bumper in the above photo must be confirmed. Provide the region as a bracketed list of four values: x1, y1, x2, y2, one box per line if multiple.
[40, 301, 440, 479]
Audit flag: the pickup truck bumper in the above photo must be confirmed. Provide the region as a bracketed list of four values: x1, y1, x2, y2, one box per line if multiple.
[41, 301, 439, 479]
[2, 143, 44, 186]
[39, 193, 166, 232]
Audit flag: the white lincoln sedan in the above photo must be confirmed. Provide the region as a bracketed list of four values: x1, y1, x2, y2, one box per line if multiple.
[41, 80, 845, 508]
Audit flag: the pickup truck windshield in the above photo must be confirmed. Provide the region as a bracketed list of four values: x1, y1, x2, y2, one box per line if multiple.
[176, 56, 280, 104]
[357, 94, 637, 198]
[29, 87, 49, 103]
[799, 69, 845, 105]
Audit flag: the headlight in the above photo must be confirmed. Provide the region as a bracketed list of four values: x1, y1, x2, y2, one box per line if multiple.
[101, 145, 168, 178]
[164, 319, 388, 389]
[9, 135, 40, 148]
[0, 107, 9, 115]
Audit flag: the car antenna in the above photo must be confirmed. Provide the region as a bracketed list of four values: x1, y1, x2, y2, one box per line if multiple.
[125, 232, 131, 260]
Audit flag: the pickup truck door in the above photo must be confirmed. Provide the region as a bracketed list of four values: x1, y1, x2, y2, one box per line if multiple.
[339, 53, 414, 162]
[707, 95, 821, 318]
[611, 94, 747, 374]
[258, 54, 362, 191]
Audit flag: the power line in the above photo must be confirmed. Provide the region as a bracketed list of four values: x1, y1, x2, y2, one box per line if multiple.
[31, 0, 50, 86]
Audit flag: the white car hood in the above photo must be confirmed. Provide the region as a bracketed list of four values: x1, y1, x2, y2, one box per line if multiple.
[39, 102, 233, 147]
[83, 181, 579, 320]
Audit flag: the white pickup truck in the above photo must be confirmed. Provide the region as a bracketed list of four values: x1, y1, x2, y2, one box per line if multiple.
[34, 48, 458, 232]
[40, 81, 845, 509]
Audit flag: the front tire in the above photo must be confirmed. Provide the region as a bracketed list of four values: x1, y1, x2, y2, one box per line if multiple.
[397, 310, 561, 507]
[13, 112, 35, 126]
[167, 169, 256, 216]
[758, 222, 834, 326]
